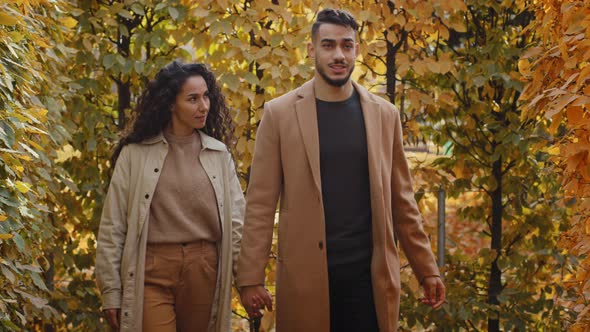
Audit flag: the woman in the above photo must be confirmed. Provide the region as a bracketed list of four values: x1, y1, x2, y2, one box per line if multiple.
[96, 61, 244, 332]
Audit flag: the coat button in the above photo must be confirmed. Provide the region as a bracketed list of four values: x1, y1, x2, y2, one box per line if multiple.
[212, 175, 216, 179]
[145, 194, 149, 199]
[124, 311, 128, 317]
[129, 272, 134, 277]
[154, 168, 159, 172]
[318, 241, 323, 250]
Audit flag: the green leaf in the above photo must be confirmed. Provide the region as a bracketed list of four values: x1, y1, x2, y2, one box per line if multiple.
[130, 3, 146, 16]
[221, 74, 239, 92]
[30, 272, 48, 291]
[12, 233, 25, 253]
[103, 54, 115, 69]
[118, 10, 134, 20]
[116, 54, 126, 66]
[0, 121, 15, 148]
[168, 7, 179, 20]
[1, 265, 15, 284]
[15, 289, 47, 309]
[134, 61, 144, 74]
[473, 76, 487, 87]
[155, 2, 167, 11]
[244, 72, 259, 86]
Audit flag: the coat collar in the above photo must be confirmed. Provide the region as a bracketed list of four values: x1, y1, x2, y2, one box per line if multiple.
[294, 79, 382, 195]
[140, 130, 226, 151]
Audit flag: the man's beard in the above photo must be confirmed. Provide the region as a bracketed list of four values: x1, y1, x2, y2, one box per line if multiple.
[316, 60, 354, 87]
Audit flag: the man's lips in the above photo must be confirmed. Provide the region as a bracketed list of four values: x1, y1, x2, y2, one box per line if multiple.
[329, 63, 347, 74]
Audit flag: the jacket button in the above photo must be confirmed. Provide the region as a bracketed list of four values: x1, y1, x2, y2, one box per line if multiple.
[129, 272, 134, 277]
[124, 311, 128, 317]
[154, 168, 159, 172]
[145, 194, 149, 199]
[212, 175, 216, 179]
[318, 241, 323, 250]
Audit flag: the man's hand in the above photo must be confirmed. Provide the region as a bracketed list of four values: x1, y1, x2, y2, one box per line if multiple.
[239, 285, 273, 318]
[420, 276, 445, 309]
[103, 308, 120, 331]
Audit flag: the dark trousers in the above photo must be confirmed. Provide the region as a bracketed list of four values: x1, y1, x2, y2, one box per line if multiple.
[328, 260, 379, 332]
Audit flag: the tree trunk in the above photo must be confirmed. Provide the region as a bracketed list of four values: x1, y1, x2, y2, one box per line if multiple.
[488, 157, 502, 331]
[43, 252, 55, 332]
[117, 81, 130, 130]
[116, 18, 132, 130]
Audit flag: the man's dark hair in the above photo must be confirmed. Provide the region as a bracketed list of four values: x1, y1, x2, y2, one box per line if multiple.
[311, 8, 359, 41]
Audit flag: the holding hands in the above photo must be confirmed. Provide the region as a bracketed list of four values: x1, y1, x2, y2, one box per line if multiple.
[239, 285, 273, 319]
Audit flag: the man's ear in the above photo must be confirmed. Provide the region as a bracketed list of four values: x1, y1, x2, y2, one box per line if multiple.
[307, 41, 315, 59]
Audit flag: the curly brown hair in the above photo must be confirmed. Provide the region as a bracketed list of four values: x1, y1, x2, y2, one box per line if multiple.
[111, 61, 235, 166]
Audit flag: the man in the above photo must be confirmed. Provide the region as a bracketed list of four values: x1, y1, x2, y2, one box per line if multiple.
[237, 8, 445, 332]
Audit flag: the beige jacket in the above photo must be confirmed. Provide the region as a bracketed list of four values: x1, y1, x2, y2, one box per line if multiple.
[96, 131, 244, 332]
[236, 80, 439, 331]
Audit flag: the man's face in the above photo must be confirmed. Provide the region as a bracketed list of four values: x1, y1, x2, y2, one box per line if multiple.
[308, 23, 359, 87]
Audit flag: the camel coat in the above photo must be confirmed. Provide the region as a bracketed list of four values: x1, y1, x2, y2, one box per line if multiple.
[236, 80, 439, 331]
[96, 131, 244, 332]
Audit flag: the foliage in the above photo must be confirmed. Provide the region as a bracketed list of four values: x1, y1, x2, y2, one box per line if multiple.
[0, 0, 75, 330]
[519, 0, 590, 329]
[399, 0, 575, 330]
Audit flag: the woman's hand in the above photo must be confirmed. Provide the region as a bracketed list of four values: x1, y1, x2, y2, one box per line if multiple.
[103, 308, 121, 331]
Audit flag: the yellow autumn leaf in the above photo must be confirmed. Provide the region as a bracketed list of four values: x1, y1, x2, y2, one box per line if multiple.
[547, 146, 560, 156]
[60, 16, 78, 28]
[0, 12, 19, 26]
[15, 181, 31, 194]
[0, 215, 7, 222]
[8, 31, 24, 43]
[0, 234, 13, 240]
[449, 19, 467, 33]
[518, 59, 531, 75]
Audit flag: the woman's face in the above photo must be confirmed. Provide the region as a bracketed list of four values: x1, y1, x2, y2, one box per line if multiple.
[169, 75, 210, 135]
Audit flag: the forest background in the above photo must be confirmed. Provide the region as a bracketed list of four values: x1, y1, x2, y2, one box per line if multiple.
[1, 0, 589, 331]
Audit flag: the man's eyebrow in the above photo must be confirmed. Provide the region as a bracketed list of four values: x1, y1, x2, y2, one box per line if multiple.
[320, 38, 355, 43]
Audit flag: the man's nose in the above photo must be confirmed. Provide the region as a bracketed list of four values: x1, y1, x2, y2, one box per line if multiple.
[333, 46, 345, 60]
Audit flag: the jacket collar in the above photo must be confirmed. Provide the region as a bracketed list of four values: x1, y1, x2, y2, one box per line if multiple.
[296, 78, 375, 104]
[140, 130, 226, 151]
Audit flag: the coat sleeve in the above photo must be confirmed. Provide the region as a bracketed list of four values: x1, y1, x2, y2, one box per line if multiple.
[236, 103, 282, 287]
[95, 146, 130, 310]
[226, 151, 245, 277]
[389, 106, 440, 283]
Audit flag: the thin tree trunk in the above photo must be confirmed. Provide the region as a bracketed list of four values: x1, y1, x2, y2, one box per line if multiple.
[488, 157, 502, 331]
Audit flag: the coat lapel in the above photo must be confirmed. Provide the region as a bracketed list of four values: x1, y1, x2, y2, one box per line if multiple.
[295, 80, 322, 194]
[352, 81, 383, 195]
